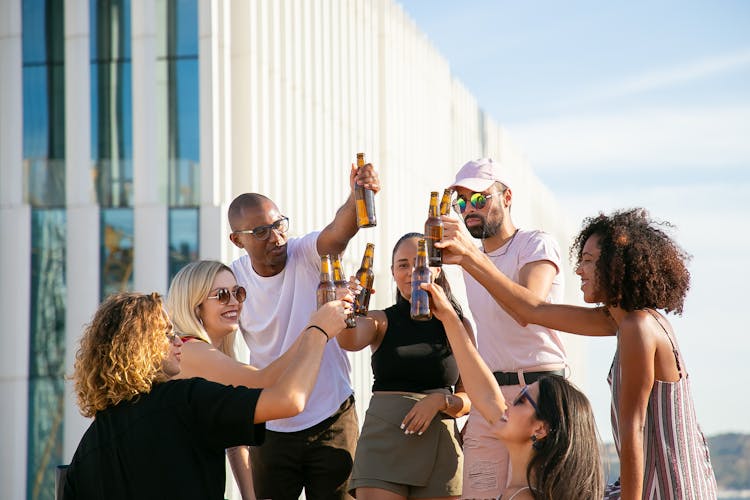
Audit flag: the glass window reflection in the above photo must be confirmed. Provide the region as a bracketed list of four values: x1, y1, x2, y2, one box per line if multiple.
[169, 208, 199, 282]
[101, 209, 135, 299]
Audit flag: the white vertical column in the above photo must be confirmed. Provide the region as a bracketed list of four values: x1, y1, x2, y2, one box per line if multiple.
[0, 2, 30, 499]
[198, 0, 222, 261]
[63, 0, 97, 459]
[132, 0, 168, 293]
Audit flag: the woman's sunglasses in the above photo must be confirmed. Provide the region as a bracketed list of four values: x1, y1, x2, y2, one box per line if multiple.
[452, 192, 495, 214]
[512, 385, 540, 415]
[207, 286, 247, 305]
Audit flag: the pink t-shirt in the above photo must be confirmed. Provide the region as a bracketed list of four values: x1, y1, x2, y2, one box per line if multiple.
[463, 229, 567, 372]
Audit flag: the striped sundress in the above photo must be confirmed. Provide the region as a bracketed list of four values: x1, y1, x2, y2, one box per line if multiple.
[604, 310, 717, 499]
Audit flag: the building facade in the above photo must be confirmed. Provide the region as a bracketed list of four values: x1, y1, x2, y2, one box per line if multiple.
[0, 1, 584, 498]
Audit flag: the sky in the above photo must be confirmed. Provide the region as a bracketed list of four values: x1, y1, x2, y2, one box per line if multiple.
[399, 0, 750, 442]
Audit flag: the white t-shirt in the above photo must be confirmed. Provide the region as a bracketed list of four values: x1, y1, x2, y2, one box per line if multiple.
[464, 229, 567, 372]
[231, 231, 353, 432]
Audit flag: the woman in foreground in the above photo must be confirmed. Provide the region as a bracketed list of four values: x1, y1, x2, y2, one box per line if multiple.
[421, 281, 603, 500]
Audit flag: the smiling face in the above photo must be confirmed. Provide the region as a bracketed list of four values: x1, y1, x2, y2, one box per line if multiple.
[196, 270, 243, 343]
[229, 199, 289, 276]
[391, 236, 441, 302]
[575, 234, 603, 304]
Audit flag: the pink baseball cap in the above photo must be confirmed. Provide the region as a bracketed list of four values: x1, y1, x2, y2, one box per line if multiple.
[450, 158, 511, 192]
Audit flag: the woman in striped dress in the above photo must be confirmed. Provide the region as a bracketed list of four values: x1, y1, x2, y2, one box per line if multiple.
[437, 207, 717, 499]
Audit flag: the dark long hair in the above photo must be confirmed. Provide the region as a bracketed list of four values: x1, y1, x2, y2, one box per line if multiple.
[392, 232, 463, 318]
[527, 375, 604, 499]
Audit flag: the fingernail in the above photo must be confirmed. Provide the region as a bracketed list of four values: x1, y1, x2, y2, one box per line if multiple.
[418, 431, 423, 436]
[400, 424, 405, 430]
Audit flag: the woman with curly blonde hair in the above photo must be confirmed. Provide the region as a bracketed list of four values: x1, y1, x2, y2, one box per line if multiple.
[438, 207, 717, 499]
[65, 291, 351, 499]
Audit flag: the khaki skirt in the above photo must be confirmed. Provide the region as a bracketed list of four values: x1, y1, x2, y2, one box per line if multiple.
[350, 392, 463, 494]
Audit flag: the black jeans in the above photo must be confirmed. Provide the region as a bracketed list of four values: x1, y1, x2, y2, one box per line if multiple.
[250, 395, 358, 500]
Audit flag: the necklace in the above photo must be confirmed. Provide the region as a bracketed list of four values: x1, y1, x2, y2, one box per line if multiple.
[484, 228, 519, 256]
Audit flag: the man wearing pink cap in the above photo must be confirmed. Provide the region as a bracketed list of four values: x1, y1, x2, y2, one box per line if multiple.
[438, 158, 568, 499]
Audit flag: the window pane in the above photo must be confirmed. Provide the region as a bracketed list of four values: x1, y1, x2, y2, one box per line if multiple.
[169, 208, 199, 282]
[28, 208, 66, 500]
[101, 209, 135, 299]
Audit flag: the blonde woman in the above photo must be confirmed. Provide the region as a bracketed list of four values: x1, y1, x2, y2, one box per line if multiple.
[167, 260, 351, 499]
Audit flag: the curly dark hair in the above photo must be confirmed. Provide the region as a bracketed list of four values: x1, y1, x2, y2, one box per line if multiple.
[572, 208, 691, 314]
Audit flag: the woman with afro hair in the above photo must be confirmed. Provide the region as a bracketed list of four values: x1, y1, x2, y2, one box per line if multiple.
[437, 207, 717, 500]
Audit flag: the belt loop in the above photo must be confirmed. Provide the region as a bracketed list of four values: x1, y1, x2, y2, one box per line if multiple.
[517, 369, 526, 386]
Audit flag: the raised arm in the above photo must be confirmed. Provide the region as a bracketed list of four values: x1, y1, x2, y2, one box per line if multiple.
[421, 282, 507, 426]
[253, 299, 350, 423]
[316, 162, 380, 256]
[437, 216, 617, 336]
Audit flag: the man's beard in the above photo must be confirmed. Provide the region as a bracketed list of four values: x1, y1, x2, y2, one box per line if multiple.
[465, 214, 501, 239]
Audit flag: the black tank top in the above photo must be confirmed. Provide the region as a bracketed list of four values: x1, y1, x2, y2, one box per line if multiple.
[371, 299, 459, 392]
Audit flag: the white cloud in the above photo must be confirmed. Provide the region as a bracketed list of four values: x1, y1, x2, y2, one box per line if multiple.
[577, 48, 750, 104]
[509, 105, 750, 174]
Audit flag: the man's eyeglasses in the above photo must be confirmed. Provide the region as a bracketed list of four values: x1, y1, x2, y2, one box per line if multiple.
[234, 217, 290, 240]
[207, 286, 247, 305]
[512, 385, 540, 415]
[452, 192, 495, 214]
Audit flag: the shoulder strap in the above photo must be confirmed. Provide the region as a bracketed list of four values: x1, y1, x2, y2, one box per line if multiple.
[646, 309, 683, 376]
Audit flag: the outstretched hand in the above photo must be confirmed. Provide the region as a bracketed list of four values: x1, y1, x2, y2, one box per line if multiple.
[420, 282, 458, 323]
[350, 162, 380, 194]
[309, 299, 352, 340]
[435, 215, 479, 266]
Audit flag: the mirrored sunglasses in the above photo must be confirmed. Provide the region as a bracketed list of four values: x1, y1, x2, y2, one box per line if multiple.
[452, 192, 495, 213]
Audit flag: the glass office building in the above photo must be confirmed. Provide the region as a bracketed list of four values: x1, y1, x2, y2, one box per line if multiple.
[0, 1, 583, 498]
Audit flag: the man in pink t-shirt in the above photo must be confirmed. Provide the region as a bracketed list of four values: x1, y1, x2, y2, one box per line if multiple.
[441, 158, 568, 499]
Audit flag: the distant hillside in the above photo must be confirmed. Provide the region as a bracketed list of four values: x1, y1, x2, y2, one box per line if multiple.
[601, 433, 750, 490]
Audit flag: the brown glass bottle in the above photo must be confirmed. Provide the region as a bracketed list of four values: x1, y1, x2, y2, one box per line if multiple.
[354, 152, 377, 228]
[410, 239, 432, 321]
[424, 191, 444, 267]
[353, 243, 375, 316]
[317, 255, 337, 309]
[439, 188, 452, 216]
[332, 254, 357, 328]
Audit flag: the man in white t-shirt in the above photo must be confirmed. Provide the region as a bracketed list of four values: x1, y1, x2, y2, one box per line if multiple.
[439, 158, 568, 499]
[228, 163, 379, 499]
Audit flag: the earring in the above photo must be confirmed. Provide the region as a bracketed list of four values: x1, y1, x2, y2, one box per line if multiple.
[531, 435, 543, 450]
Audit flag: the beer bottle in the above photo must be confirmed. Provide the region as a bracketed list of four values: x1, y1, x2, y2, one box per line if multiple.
[332, 254, 357, 328]
[424, 191, 444, 267]
[316, 255, 337, 309]
[353, 243, 375, 316]
[439, 188, 452, 216]
[410, 238, 432, 321]
[354, 152, 377, 227]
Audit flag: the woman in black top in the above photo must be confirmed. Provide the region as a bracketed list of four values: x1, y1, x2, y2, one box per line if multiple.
[339, 233, 474, 500]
